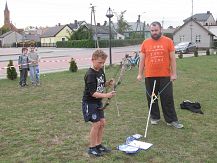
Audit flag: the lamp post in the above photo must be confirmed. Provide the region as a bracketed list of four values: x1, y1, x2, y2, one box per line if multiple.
[106, 7, 114, 66]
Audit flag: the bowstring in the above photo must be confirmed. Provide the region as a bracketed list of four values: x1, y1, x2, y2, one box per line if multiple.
[145, 80, 172, 101]
[101, 56, 128, 111]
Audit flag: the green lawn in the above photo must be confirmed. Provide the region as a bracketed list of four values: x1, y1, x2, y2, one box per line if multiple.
[0, 55, 217, 163]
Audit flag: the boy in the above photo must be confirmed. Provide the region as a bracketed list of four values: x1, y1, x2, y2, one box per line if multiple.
[82, 49, 116, 157]
[28, 46, 40, 86]
[18, 47, 29, 87]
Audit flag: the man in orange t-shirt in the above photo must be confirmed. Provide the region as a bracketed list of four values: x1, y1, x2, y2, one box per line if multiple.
[137, 21, 183, 129]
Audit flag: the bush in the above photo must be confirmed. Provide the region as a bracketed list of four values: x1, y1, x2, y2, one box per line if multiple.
[69, 58, 78, 72]
[194, 50, 199, 57]
[206, 49, 210, 55]
[178, 53, 183, 59]
[7, 60, 17, 80]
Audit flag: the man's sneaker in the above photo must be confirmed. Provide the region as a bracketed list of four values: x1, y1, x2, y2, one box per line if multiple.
[150, 118, 160, 125]
[88, 147, 103, 157]
[97, 144, 111, 153]
[167, 121, 184, 129]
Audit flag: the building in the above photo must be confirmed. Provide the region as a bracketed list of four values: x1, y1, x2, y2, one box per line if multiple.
[113, 22, 151, 39]
[183, 11, 216, 26]
[40, 24, 73, 47]
[173, 11, 217, 48]
[0, 31, 22, 47]
[1, 2, 21, 33]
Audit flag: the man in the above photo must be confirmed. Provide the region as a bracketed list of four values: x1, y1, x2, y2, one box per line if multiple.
[137, 21, 183, 129]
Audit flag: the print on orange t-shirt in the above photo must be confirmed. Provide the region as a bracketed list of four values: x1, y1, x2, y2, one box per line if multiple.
[140, 36, 175, 77]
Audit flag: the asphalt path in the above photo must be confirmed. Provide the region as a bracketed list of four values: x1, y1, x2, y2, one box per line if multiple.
[0, 46, 206, 79]
[0, 45, 140, 79]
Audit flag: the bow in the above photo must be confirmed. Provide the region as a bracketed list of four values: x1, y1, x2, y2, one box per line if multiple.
[100, 56, 128, 111]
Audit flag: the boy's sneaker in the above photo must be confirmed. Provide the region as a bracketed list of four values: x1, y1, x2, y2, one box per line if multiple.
[88, 147, 103, 157]
[150, 118, 160, 125]
[167, 121, 184, 129]
[97, 144, 111, 153]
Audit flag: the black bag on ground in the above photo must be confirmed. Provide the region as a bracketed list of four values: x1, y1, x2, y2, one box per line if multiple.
[180, 100, 203, 114]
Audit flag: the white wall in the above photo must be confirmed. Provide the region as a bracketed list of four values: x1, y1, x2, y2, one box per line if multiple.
[173, 21, 212, 48]
[1, 32, 22, 47]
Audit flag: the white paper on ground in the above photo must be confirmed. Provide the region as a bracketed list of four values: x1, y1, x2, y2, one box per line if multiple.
[132, 134, 143, 139]
[128, 140, 153, 150]
[118, 144, 140, 153]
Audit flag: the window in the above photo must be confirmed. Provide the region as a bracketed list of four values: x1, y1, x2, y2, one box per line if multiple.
[179, 35, 184, 42]
[62, 38, 65, 42]
[196, 35, 201, 43]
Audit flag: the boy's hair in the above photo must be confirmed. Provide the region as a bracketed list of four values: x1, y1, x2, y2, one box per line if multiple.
[22, 47, 28, 53]
[92, 49, 108, 60]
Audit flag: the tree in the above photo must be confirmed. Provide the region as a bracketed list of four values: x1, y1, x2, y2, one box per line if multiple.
[116, 10, 131, 34]
[0, 26, 10, 35]
[7, 60, 17, 80]
[67, 26, 93, 40]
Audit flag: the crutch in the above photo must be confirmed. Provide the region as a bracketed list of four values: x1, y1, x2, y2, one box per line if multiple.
[144, 80, 157, 138]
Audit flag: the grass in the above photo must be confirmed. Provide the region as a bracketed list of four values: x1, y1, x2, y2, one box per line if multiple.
[0, 55, 217, 163]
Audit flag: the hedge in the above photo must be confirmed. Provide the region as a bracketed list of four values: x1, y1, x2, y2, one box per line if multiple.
[56, 39, 144, 48]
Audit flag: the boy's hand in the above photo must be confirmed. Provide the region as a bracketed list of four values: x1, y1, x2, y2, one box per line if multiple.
[106, 91, 116, 98]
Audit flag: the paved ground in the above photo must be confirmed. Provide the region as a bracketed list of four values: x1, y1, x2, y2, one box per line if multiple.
[0, 46, 206, 79]
[0, 46, 140, 79]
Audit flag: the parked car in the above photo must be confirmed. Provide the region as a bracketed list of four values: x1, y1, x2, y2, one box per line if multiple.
[175, 42, 197, 54]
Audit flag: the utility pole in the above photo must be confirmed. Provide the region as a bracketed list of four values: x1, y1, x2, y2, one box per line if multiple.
[162, 18, 164, 35]
[136, 12, 145, 38]
[14, 22, 17, 48]
[90, 4, 99, 48]
[190, 0, 194, 42]
[192, 0, 194, 16]
[136, 15, 141, 37]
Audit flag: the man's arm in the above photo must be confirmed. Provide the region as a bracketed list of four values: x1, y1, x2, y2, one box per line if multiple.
[170, 51, 177, 81]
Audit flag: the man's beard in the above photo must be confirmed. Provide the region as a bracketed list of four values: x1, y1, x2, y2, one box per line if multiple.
[151, 32, 162, 40]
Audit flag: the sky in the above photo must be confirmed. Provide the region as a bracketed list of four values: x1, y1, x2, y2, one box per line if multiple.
[0, 0, 217, 29]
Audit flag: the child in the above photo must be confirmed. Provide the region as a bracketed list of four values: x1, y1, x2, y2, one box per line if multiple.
[82, 49, 116, 157]
[28, 46, 40, 86]
[18, 47, 29, 87]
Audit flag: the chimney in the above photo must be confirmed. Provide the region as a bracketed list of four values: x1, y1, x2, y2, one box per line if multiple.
[97, 23, 100, 26]
[74, 20, 78, 28]
[207, 11, 211, 14]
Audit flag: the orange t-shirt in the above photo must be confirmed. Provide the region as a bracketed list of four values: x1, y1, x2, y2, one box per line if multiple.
[140, 36, 175, 77]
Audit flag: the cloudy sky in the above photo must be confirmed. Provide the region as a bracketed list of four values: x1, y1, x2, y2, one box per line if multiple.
[0, 0, 217, 29]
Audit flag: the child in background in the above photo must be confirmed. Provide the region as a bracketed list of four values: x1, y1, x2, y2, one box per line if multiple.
[28, 46, 40, 86]
[18, 47, 29, 87]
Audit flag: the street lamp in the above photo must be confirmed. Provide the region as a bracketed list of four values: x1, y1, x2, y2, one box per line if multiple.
[106, 7, 114, 66]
